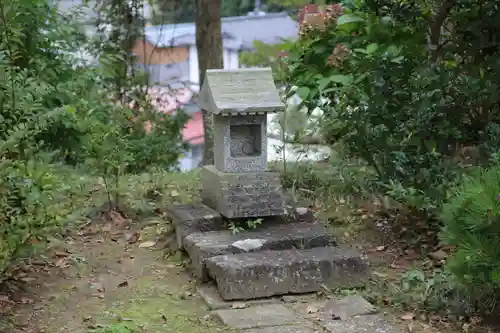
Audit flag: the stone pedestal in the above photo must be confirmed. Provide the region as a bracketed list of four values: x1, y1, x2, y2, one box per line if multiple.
[201, 165, 285, 219]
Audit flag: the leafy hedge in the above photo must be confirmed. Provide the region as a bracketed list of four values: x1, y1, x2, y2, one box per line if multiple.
[282, 1, 500, 315]
[0, 0, 186, 274]
[281, 1, 500, 217]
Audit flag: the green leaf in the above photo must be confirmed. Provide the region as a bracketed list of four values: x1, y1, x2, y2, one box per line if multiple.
[354, 48, 368, 54]
[366, 43, 379, 54]
[354, 72, 370, 84]
[330, 75, 354, 85]
[295, 86, 310, 100]
[337, 14, 364, 26]
[391, 56, 405, 64]
[317, 77, 331, 92]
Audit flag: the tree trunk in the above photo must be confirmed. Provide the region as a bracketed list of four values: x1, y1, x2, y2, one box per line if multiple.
[196, 0, 223, 165]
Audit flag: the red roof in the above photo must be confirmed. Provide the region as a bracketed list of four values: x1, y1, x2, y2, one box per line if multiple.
[183, 111, 204, 145]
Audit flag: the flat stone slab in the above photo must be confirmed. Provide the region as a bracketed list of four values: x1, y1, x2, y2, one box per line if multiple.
[185, 222, 336, 280]
[212, 304, 302, 329]
[323, 295, 377, 320]
[321, 314, 405, 333]
[291, 295, 377, 321]
[167, 203, 224, 249]
[246, 325, 317, 333]
[197, 284, 278, 310]
[206, 247, 370, 300]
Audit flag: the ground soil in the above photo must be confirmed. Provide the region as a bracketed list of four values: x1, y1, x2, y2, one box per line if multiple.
[0, 204, 491, 333]
[0, 216, 231, 333]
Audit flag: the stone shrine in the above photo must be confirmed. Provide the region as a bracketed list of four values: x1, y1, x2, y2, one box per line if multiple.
[167, 67, 370, 307]
[197, 67, 285, 218]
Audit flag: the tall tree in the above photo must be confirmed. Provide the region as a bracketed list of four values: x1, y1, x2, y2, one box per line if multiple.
[196, 0, 223, 165]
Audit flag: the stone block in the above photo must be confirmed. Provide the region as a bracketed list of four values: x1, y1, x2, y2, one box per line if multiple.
[290, 295, 377, 322]
[321, 314, 405, 333]
[184, 222, 336, 281]
[206, 247, 370, 300]
[167, 203, 224, 249]
[211, 304, 301, 329]
[246, 326, 317, 333]
[197, 284, 278, 310]
[323, 295, 377, 320]
[201, 165, 285, 218]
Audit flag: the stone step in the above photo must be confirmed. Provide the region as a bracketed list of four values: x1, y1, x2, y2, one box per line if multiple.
[184, 222, 336, 281]
[167, 204, 224, 249]
[205, 246, 370, 300]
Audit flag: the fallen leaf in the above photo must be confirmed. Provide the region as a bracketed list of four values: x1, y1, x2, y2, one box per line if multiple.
[20, 297, 34, 304]
[231, 302, 247, 309]
[20, 277, 36, 283]
[125, 231, 139, 244]
[109, 210, 129, 229]
[117, 280, 128, 288]
[82, 226, 99, 236]
[401, 313, 415, 321]
[30, 238, 41, 245]
[139, 241, 156, 248]
[375, 245, 387, 251]
[429, 249, 448, 261]
[54, 251, 70, 257]
[55, 257, 71, 268]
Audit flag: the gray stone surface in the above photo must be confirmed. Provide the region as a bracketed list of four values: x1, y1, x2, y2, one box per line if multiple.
[197, 284, 278, 310]
[167, 204, 224, 249]
[291, 295, 377, 321]
[323, 295, 377, 320]
[213, 114, 268, 173]
[212, 304, 301, 329]
[206, 247, 370, 300]
[245, 325, 317, 333]
[320, 314, 405, 333]
[201, 165, 285, 218]
[198, 68, 285, 174]
[197, 68, 285, 115]
[184, 222, 336, 280]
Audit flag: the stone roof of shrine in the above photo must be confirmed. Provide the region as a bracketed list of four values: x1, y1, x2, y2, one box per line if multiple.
[197, 68, 285, 115]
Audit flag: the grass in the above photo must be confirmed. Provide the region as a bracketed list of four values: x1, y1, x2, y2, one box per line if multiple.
[1, 156, 491, 333]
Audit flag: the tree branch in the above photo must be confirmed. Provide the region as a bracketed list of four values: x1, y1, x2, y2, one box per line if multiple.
[429, 0, 457, 60]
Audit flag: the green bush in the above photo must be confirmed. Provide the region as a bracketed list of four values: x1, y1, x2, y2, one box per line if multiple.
[0, 0, 186, 275]
[440, 166, 500, 313]
[282, 2, 500, 219]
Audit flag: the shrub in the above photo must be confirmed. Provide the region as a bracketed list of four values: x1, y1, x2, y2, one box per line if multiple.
[440, 166, 500, 313]
[0, 0, 186, 275]
[282, 1, 500, 220]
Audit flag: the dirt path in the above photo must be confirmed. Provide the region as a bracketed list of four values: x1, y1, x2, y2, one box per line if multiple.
[1, 218, 230, 333]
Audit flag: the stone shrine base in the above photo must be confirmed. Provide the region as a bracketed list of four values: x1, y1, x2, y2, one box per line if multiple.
[169, 203, 370, 300]
[168, 202, 406, 332]
[200, 165, 285, 218]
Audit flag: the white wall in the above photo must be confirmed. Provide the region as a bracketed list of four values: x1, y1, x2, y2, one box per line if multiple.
[189, 46, 239, 91]
[188, 46, 200, 92]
